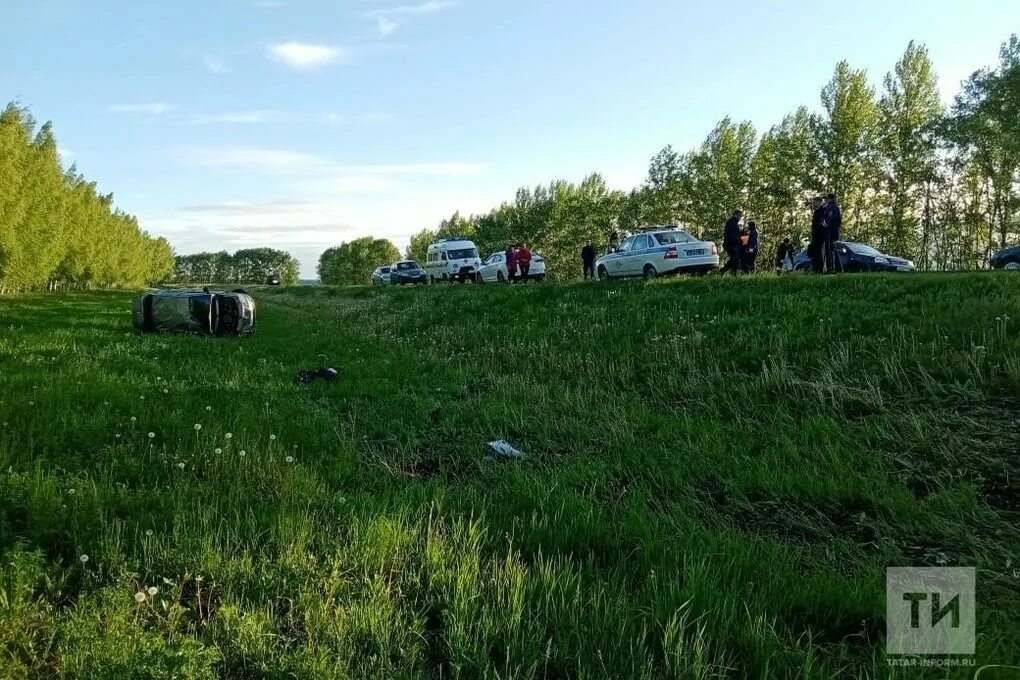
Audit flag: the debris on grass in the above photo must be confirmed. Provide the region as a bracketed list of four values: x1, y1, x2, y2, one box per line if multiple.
[484, 439, 525, 462]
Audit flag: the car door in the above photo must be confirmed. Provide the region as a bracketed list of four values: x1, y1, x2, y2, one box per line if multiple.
[625, 235, 653, 276]
[610, 236, 635, 276]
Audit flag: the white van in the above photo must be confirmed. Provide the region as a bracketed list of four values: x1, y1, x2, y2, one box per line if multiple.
[424, 238, 482, 283]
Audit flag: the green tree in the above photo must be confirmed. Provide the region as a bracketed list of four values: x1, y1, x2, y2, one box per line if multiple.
[318, 237, 400, 285]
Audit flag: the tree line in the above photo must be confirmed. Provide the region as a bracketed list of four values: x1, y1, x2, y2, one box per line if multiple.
[402, 37, 1019, 278]
[0, 103, 175, 294]
[317, 237, 400, 285]
[171, 248, 300, 285]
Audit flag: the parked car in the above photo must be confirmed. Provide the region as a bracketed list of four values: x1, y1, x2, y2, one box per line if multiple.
[265, 273, 281, 285]
[132, 289, 256, 336]
[475, 250, 547, 283]
[791, 241, 916, 272]
[424, 237, 482, 283]
[372, 265, 393, 285]
[990, 245, 1020, 271]
[389, 260, 428, 285]
[595, 227, 719, 280]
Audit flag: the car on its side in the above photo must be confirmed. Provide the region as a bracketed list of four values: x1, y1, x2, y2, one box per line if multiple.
[424, 238, 482, 283]
[390, 260, 428, 285]
[990, 245, 1020, 271]
[475, 250, 547, 283]
[595, 227, 719, 280]
[791, 241, 916, 273]
[132, 289, 256, 336]
[372, 265, 393, 285]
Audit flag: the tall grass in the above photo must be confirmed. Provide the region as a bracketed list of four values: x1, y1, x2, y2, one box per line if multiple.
[1, 273, 1018, 678]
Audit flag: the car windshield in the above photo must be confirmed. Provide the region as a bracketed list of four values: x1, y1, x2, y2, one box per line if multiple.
[447, 248, 478, 259]
[381, 267, 390, 273]
[397, 262, 418, 270]
[654, 231, 691, 245]
[845, 242, 882, 257]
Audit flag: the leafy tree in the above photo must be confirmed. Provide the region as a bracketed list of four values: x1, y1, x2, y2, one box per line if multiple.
[318, 237, 400, 285]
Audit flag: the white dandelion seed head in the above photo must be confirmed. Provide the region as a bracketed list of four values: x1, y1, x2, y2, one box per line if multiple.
[285, 456, 294, 464]
[214, 448, 222, 454]
[163, 388, 169, 394]
[194, 424, 202, 431]
[139, 396, 145, 401]
[177, 462, 185, 470]
[239, 451, 246, 457]
[148, 432, 155, 439]
[68, 488, 75, 495]
[147, 586, 158, 596]
[205, 405, 212, 411]
[79, 554, 89, 563]
[134, 591, 147, 603]
[115, 433, 121, 438]
[130, 416, 137, 422]
[225, 433, 232, 439]
[269, 434, 277, 441]
[145, 529, 153, 537]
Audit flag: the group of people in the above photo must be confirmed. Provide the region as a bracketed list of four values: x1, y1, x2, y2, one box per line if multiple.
[503, 242, 534, 283]
[721, 213, 762, 274]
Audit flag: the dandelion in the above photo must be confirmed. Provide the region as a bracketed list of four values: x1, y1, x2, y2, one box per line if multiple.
[285, 456, 294, 464]
[134, 591, 147, 603]
[177, 462, 185, 470]
[68, 488, 76, 495]
[269, 434, 277, 441]
[224, 433, 233, 440]
[163, 389, 169, 394]
[148, 432, 155, 439]
[145, 529, 153, 537]
[139, 396, 145, 401]
[130, 416, 137, 423]
[28, 401, 34, 406]
[147, 586, 158, 596]
[115, 434, 121, 439]
[205, 405, 212, 412]
[79, 554, 89, 564]
[214, 448, 222, 454]
[194, 423, 202, 431]
[239, 451, 246, 458]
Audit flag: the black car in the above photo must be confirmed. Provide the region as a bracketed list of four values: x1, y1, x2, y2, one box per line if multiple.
[792, 241, 916, 273]
[265, 273, 281, 285]
[389, 260, 428, 285]
[990, 245, 1020, 271]
[132, 289, 256, 336]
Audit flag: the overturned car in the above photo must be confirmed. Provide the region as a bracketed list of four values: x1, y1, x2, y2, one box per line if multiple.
[132, 289, 256, 336]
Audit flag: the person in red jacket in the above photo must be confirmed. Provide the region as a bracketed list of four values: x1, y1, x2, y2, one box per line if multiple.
[516, 243, 533, 283]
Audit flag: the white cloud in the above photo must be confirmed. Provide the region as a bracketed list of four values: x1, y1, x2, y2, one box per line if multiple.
[107, 102, 172, 115]
[268, 42, 347, 70]
[376, 16, 398, 36]
[174, 147, 327, 173]
[202, 55, 228, 74]
[327, 162, 483, 176]
[367, 1, 457, 17]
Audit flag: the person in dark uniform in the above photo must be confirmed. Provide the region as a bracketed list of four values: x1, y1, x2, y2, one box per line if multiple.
[775, 237, 796, 271]
[581, 241, 596, 280]
[809, 197, 826, 273]
[823, 193, 843, 273]
[722, 210, 743, 274]
[741, 221, 760, 273]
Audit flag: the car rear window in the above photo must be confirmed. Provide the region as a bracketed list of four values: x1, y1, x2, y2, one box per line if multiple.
[654, 231, 691, 245]
[397, 262, 418, 270]
[447, 248, 478, 259]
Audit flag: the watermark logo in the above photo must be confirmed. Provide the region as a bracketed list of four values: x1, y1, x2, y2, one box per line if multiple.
[887, 567, 975, 656]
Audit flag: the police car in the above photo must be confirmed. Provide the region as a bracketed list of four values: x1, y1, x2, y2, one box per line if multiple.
[595, 227, 719, 280]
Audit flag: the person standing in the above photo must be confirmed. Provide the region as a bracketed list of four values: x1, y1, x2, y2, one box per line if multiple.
[809, 197, 826, 273]
[722, 210, 743, 274]
[775, 237, 796, 271]
[823, 193, 843, 273]
[505, 242, 518, 283]
[517, 243, 533, 283]
[742, 221, 760, 273]
[581, 241, 597, 280]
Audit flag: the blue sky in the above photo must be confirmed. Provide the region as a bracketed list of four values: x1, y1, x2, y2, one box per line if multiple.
[3, 1, 1018, 276]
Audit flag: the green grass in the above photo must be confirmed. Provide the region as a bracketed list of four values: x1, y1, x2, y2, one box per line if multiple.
[1, 274, 1018, 678]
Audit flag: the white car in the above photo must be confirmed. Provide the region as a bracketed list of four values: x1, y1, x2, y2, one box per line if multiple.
[371, 265, 392, 285]
[475, 250, 547, 283]
[595, 228, 719, 280]
[424, 238, 482, 283]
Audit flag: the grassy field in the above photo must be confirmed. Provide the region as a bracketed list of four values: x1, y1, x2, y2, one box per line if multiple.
[1, 274, 1019, 678]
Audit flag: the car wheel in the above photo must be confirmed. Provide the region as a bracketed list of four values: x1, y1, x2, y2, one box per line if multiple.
[1003, 260, 1020, 271]
[643, 264, 657, 280]
[597, 266, 609, 281]
[497, 270, 506, 284]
